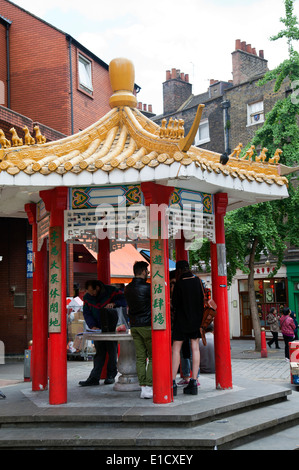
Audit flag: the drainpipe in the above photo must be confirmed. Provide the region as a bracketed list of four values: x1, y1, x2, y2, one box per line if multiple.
[0, 16, 12, 108]
[221, 100, 230, 155]
[6, 22, 11, 108]
[67, 35, 74, 135]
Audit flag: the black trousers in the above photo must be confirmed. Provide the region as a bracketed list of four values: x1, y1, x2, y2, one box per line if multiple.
[268, 331, 279, 348]
[89, 341, 118, 380]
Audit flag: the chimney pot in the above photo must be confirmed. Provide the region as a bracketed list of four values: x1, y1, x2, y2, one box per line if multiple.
[252, 47, 257, 55]
[185, 74, 189, 83]
[235, 39, 241, 50]
[148, 104, 152, 113]
[143, 104, 147, 111]
[166, 70, 171, 80]
[137, 102, 142, 110]
[180, 72, 185, 80]
[246, 44, 252, 54]
[241, 41, 246, 51]
[171, 68, 177, 79]
[259, 50, 264, 58]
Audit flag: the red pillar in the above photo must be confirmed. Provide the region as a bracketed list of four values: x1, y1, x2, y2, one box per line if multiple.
[210, 193, 232, 389]
[141, 182, 174, 403]
[97, 238, 111, 284]
[25, 203, 48, 391]
[175, 233, 188, 262]
[41, 187, 68, 404]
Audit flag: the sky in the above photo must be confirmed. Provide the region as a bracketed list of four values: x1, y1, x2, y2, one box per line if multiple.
[9, 0, 299, 115]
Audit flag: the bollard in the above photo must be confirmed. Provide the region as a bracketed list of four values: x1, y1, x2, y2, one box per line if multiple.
[289, 341, 299, 384]
[24, 349, 31, 382]
[261, 328, 267, 358]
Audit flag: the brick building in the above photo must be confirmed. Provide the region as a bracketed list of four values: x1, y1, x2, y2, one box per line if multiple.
[152, 40, 298, 337]
[153, 39, 290, 156]
[0, 0, 137, 353]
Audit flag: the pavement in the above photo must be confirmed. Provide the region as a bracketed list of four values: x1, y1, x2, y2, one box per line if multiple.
[0, 337, 297, 451]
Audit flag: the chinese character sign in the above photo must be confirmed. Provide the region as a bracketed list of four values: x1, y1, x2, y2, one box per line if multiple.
[26, 241, 33, 278]
[151, 238, 166, 330]
[48, 226, 62, 333]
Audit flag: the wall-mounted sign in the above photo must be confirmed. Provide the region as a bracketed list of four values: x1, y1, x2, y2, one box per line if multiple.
[48, 226, 62, 333]
[26, 241, 33, 278]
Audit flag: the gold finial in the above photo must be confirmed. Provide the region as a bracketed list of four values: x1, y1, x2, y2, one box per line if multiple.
[109, 58, 137, 108]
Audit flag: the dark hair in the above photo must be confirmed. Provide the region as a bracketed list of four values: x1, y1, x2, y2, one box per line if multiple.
[133, 261, 149, 276]
[269, 307, 276, 314]
[85, 279, 104, 290]
[176, 260, 189, 271]
[282, 307, 290, 315]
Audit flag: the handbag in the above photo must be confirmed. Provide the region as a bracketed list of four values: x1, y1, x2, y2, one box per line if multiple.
[200, 281, 217, 346]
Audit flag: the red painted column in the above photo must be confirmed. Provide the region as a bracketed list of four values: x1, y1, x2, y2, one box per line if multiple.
[175, 233, 188, 262]
[25, 204, 48, 391]
[210, 193, 232, 389]
[141, 182, 174, 403]
[97, 238, 111, 284]
[41, 187, 68, 404]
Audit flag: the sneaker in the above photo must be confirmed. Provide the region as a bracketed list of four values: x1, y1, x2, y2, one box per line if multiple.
[104, 378, 115, 385]
[140, 386, 153, 399]
[78, 377, 99, 387]
[183, 378, 198, 395]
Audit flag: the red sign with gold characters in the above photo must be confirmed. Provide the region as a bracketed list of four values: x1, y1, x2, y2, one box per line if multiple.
[48, 226, 62, 333]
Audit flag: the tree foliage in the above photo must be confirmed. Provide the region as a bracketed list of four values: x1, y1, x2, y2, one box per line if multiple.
[190, 0, 299, 350]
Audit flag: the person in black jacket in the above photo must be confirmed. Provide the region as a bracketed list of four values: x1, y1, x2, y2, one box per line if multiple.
[124, 261, 152, 399]
[172, 260, 204, 396]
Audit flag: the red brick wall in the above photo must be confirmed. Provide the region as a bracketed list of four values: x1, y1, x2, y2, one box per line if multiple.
[0, 218, 31, 354]
[0, 0, 112, 136]
[71, 47, 112, 133]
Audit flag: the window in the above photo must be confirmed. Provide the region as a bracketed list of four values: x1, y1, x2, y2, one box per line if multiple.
[195, 119, 210, 145]
[247, 101, 264, 126]
[78, 54, 93, 93]
[14, 293, 26, 308]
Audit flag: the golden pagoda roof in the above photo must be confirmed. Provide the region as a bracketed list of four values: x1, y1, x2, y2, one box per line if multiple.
[0, 58, 289, 189]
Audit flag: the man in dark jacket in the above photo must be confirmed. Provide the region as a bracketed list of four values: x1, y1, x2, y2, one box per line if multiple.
[172, 260, 204, 397]
[79, 280, 126, 387]
[124, 261, 152, 399]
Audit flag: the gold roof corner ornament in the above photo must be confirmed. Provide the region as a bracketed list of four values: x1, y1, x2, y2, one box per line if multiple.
[178, 104, 204, 152]
[255, 147, 268, 163]
[10, 127, 23, 147]
[241, 145, 255, 162]
[109, 58, 137, 109]
[159, 118, 185, 140]
[0, 129, 11, 149]
[269, 148, 282, 164]
[229, 143, 243, 159]
[23, 126, 35, 145]
[33, 125, 46, 144]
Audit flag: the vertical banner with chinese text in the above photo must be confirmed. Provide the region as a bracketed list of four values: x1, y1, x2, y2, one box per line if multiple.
[151, 237, 166, 330]
[49, 226, 62, 333]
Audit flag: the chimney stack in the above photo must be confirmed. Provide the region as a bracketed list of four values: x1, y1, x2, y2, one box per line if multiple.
[232, 39, 268, 85]
[163, 67, 192, 115]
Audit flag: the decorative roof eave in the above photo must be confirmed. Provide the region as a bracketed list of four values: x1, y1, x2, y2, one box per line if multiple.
[0, 57, 290, 193]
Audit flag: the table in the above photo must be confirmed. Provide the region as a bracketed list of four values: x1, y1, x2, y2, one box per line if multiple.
[82, 331, 140, 391]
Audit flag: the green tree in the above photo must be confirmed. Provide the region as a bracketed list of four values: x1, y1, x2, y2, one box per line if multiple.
[191, 0, 299, 351]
